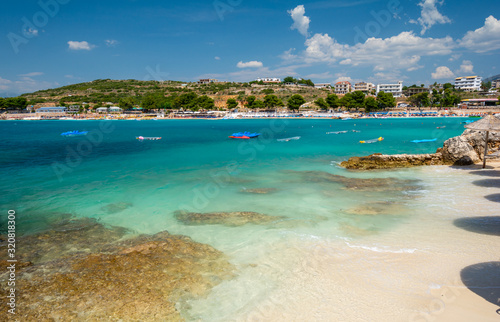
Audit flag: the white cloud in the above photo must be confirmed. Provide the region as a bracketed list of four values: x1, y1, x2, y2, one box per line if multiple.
[431, 66, 455, 79]
[288, 5, 310, 37]
[68, 41, 95, 51]
[237, 61, 264, 68]
[448, 53, 461, 61]
[459, 60, 474, 74]
[459, 15, 500, 53]
[0, 75, 57, 96]
[214, 56, 221, 60]
[301, 31, 454, 72]
[414, 0, 451, 35]
[18, 72, 43, 77]
[335, 76, 353, 83]
[25, 28, 39, 37]
[105, 39, 119, 47]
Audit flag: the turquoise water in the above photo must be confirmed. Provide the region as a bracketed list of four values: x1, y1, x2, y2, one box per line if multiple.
[1, 118, 465, 236]
[6, 117, 496, 320]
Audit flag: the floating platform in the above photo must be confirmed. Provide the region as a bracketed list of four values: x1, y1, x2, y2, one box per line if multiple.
[137, 136, 162, 140]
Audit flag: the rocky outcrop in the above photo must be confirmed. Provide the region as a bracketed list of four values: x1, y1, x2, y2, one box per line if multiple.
[174, 210, 287, 227]
[0, 218, 235, 321]
[341, 128, 500, 170]
[340, 152, 445, 170]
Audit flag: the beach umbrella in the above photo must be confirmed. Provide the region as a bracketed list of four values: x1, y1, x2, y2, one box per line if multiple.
[465, 113, 500, 168]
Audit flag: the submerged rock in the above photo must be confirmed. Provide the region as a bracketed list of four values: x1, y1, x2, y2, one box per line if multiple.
[0, 219, 234, 321]
[240, 188, 278, 194]
[287, 170, 420, 192]
[100, 202, 133, 214]
[344, 201, 406, 216]
[175, 210, 286, 227]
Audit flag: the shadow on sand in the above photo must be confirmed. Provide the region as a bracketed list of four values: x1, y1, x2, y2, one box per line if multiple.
[454, 216, 500, 236]
[485, 194, 500, 203]
[460, 262, 500, 308]
[472, 179, 500, 188]
[468, 170, 500, 177]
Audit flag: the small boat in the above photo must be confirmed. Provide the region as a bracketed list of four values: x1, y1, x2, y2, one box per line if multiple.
[136, 136, 162, 141]
[229, 131, 260, 139]
[351, 130, 361, 133]
[360, 137, 384, 144]
[327, 131, 348, 134]
[277, 136, 301, 142]
[61, 130, 88, 137]
[411, 138, 437, 143]
[436, 126, 446, 129]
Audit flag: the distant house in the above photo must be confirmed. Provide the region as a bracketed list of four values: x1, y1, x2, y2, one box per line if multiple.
[109, 106, 123, 113]
[335, 81, 351, 95]
[376, 81, 403, 98]
[96, 107, 108, 113]
[314, 83, 331, 89]
[36, 106, 67, 114]
[492, 79, 500, 89]
[353, 82, 375, 94]
[404, 87, 430, 96]
[455, 76, 482, 92]
[198, 79, 218, 85]
[256, 77, 281, 84]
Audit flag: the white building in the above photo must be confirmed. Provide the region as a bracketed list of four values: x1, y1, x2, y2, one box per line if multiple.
[354, 82, 375, 93]
[198, 79, 218, 85]
[335, 81, 352, 94]
[256, 77, 281, 84]
[376, 81, 403, 97]
[314, 83, 332, 89]
[455, 76, 482, 92]
[491, 79, 500, 89]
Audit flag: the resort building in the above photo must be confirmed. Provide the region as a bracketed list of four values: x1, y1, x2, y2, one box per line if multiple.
[256, 77, 281, 84]
[314, 83, 331, 89]
[404, 87, 430, 97]
[353, 82, 375, 94]
[198, 79, 219, 85]
[335, 81, 352, 95]
[492, 79, 500, 89]
[454, 76, 482, 92]
[376, 81, 403, 98]
[36, 106, 67, 114]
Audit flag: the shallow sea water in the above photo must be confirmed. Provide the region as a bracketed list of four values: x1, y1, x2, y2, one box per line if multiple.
[2, 118, 499, 321]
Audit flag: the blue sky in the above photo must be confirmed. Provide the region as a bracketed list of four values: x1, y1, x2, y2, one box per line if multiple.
[1, 0, 499, 96]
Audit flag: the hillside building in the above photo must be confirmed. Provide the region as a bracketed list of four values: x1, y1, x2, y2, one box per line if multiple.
[376, 81, 403, 98]
[335, 81, 352, 95]
[353, 82, 375, 94]
[454, 76, 482, 92]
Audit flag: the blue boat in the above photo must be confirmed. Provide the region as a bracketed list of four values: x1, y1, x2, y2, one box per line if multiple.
[61, 130, 88, 137]
[229, 131, 261, 139]
[411, 138, 437, 143]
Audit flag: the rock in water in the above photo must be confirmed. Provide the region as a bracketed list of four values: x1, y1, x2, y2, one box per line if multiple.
[240, 188, 278, 194]
[442, 136, 480, 165]
[0, 219, 234, 321]
[174, 210, 286, 227]
[100, 202, 133, 214]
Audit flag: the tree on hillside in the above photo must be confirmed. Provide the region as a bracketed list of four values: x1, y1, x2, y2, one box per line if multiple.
[196, 95, 215, 110]
[264, 95, 284, 109]
[173, 92, 198, 110]
[443, 83, 454, 90]
[297, 79, 315, 87]
[314, 97, 328, 110]
[409, 92, 430, 107]
[364, 97, 378, 113]
[376, 91, 396, 108]
[351, 91, 365, 109]
[283, 76, 296, 83]
[245, 95, 256, 109]
[226, 98, 238, 109]
[287, 94, 305, 111]
[2, 97, 28, 109]
[119, 97, 135, 110]
[252, 100, 265, 109]
[339, 93, 354, 109]
[326, 93, 340, 109]
[262, 88, 274, 95]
